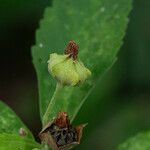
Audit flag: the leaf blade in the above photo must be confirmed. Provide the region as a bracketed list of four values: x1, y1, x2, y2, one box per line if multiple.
[0, 101, 34, 139]
[32, 0, 132, 122]
[118, 131, 150, 150]
[0, 133, 41, 150]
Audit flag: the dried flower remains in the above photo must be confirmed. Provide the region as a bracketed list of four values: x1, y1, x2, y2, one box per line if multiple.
[39, 112, 86, 150]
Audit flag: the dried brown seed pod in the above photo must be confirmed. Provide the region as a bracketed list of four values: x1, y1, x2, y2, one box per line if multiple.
[39, 112, 87, 150]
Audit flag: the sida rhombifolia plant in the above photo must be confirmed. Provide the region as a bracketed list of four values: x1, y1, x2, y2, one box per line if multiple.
[0, 0, 133, 150]
[39, 41, 91, 150]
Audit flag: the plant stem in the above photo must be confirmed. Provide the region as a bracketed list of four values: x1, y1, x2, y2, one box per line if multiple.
[43, 83, 63, 126]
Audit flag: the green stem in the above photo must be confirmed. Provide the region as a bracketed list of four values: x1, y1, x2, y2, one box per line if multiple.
[43, 83, 63, 126]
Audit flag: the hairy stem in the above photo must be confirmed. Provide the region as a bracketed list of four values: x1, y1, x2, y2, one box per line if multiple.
[43, 83, 63, 126]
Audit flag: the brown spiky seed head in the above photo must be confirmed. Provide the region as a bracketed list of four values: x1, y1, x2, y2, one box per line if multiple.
[65, 40, 78, 60]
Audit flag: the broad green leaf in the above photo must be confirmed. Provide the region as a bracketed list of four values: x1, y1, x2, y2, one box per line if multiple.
[0, 133, 41, 150]
[0, 101, 34, 139]
[32, 0, 132, 123]
[118, 131, 150, 150]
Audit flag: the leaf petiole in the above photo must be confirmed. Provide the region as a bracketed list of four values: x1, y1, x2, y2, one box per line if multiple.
[43, 83, 63, 126]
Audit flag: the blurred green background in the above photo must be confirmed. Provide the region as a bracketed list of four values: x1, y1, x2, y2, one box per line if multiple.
[0, 0, 150, 149]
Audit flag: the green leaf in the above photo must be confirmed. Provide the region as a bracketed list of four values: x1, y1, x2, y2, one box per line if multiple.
[0, 101, 34, 139]
[118, 131, 150, 150]
[0, 133, 41, 150]
[32, 0, 132, 123]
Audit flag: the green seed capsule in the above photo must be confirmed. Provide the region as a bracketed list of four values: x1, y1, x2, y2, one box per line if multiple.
[48, 41, 91, 86]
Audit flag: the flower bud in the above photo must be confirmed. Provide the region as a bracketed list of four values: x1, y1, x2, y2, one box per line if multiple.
[48, 41, 91, 86]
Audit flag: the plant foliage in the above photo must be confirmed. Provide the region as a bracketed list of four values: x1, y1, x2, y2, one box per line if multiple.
[32, 0, 132, 123]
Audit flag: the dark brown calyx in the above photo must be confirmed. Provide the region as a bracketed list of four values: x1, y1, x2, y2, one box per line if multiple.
[49, 123, 78, 147]
[64, 40, 79, 60]
[46, 112, 77, 147]
[39, 112, 86, 150]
